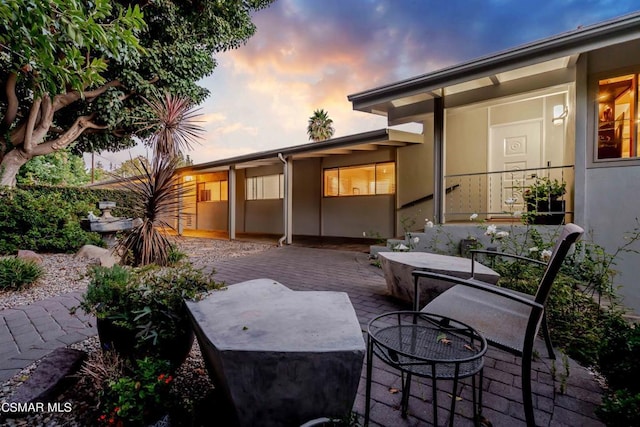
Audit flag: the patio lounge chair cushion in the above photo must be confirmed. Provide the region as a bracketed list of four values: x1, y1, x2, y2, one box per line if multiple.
[422, 284, 537, 355]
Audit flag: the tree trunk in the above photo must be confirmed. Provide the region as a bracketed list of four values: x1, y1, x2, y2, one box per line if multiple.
[0, 149, 31, 187]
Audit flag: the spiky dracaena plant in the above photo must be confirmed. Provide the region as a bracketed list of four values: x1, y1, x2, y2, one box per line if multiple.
[116, 93, 202, 266]
[140, 93, 203, 160]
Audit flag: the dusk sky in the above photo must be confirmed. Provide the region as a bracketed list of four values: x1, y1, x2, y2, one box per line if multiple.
[93, 0, 640, 169]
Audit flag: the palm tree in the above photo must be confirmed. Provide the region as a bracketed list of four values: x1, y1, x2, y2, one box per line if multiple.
[307, 109, 335, 142]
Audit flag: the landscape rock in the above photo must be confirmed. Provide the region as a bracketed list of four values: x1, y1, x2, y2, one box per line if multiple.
[16, 250, 43, 264]
[74, 244, 109, 260]
[6, 348, 86, 417]
[75, 245, 121, 267]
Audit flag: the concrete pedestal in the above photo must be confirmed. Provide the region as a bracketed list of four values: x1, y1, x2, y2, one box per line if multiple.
[378, 252, 500, 307]
[185, 279, 365, 427]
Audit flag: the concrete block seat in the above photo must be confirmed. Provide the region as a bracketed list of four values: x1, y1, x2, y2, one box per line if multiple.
[378, 252, 500, 306]
[185, 278, 365, 427]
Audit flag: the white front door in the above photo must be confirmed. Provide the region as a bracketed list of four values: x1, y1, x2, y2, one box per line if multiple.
[488, 120, 543, 216]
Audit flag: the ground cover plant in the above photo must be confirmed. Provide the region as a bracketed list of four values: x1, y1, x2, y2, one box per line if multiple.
[0, 257, 44, 291]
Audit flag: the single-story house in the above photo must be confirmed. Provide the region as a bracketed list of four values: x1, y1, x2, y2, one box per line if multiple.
[173, 12, 640, 314]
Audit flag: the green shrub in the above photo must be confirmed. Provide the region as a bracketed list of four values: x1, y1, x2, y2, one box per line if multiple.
[596, 389, 640, 427]
[0, 185, 141, 255]
[598, 317, 640, 392]
[0, 257, 45, 291]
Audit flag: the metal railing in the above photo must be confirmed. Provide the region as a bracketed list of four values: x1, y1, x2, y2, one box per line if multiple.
[443, 165, 574, 222]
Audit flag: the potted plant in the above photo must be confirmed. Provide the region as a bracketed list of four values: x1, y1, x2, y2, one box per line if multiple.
[79, 261, 222, 370]
[523, 177, 567, 225]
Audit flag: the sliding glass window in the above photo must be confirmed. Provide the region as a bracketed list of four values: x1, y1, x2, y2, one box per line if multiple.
[246, 174, 284, 200]
[323, 162, 395, 197]
[197, 180, 228, 202]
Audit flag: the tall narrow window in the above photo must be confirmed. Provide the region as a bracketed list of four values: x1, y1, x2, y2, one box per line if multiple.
[597, 74, 638, 159]
[323, 162, 395, 197]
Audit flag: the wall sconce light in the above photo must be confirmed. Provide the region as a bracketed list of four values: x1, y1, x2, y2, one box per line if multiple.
[183, 175, 194, 182]
[553, 104, 568, 125]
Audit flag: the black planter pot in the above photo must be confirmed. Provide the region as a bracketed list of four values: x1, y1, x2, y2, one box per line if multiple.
[526, 199, 566, 225]
[96, 314, 195, 370]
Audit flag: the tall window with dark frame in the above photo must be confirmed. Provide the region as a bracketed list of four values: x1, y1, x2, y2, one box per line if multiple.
[597, 74, 639, 160]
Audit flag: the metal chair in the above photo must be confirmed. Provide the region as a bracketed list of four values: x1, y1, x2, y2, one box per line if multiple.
[412, 223, 583, 427]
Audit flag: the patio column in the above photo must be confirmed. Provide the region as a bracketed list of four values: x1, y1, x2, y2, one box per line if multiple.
[286, 157, 293, 244]
[434, 96, 445, 224]
[228, 165, 236, 240]
[278, 154, 293, 245]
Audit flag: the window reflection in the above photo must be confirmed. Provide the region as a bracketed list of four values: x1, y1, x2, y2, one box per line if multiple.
[323, 162, 395, 197]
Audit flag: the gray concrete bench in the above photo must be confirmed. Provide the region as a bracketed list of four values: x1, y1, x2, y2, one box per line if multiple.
[185, 279, 365, 427]
[378, 252, 500, 306]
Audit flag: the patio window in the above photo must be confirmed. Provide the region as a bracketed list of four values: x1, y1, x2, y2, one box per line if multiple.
[197, 180, 228, 202]
[246, 174, 284, 200]
[323, 162, 395, 197]
[597, 73, 640, 160]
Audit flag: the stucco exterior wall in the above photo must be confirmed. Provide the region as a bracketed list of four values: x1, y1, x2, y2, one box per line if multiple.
[579, 40, 640, 314]
[321, 148, 394, 168]
[292, 159, 321, 236]
[584, 168, 640, 312]
[322, 195, 395, 238]
[396, 119, 434, 233]
[445, 107, 488, 221]
[234, 168, 246, 233]
[196, 201, 228, 231]
[244, 199, 284, 234]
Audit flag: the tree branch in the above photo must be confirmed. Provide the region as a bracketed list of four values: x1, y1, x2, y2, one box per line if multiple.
[34, 95, 53, 134]
[83, 80, 122, 101]
[52, 80, 122, 111]
[3, 72, 19, 125]
[32, 115, 107, 156]
[22, 97, 42, 154]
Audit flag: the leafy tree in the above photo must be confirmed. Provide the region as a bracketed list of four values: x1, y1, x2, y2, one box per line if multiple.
[307, 109, 335, 142]
[0, 0, 273, 187]
[113, 155, 151, 178]
[17, 149, 90, 186]
[92, 160, 109, 182]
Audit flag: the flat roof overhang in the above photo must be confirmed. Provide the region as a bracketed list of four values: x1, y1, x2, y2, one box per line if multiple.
[348, 11, 640, 122]
[177, 128, 422, 174]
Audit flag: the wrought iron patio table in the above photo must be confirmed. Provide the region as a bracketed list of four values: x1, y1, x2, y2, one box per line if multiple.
[364, 311, 487, 427]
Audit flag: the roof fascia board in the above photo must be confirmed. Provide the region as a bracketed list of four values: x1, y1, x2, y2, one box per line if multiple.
[179, 129, 393, 173]
[348, 13, 640, 109]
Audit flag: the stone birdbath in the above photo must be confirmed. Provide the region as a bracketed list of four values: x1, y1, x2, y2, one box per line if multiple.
[81, 201, 136, 247]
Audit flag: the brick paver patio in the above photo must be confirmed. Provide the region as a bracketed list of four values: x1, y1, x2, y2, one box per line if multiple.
[0, 244, 604, 426]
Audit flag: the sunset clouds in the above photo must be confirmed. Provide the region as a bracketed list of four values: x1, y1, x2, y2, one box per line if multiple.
[97, 0, 640, 167]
